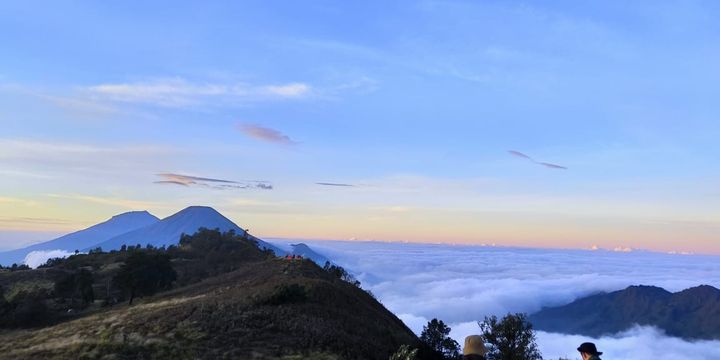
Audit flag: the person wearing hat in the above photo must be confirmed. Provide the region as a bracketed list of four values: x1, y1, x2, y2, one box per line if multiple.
[463, 335, 487, 360]
[577, 342, 603, 360]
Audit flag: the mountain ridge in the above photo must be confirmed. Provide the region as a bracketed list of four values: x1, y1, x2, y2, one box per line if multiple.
[90, 206, 285, 256]
[530, 284, 720, 340]
[0, 211, 160, 266]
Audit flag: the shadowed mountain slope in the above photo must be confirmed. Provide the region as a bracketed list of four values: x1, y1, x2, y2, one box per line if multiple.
[0, 211, 159, 266]
[90, 206, 285, 256]
[530, 284, 720, 340]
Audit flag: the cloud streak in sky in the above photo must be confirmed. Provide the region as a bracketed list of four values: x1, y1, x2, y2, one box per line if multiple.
[509, 150, 567, 170]
[0, 217, 72, 226]
[315, 182, 355, 187]
[86, 78, 312, 107]
[154, 173, 273, 190]
[47, 194, 166, 209]
[0, 139, 179, 178]
[238, 124, 297, 145]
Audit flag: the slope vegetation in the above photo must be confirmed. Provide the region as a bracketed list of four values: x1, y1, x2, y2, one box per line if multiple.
[0, 229, 417, 359]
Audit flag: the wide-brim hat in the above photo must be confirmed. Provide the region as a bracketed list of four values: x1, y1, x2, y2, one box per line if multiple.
[577, 342, 602, 355]
[464, 335, 487, 356]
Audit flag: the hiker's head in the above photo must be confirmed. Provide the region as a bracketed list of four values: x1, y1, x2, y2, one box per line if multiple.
[463, 335, 486, 357]
[577, 342, 602, 359]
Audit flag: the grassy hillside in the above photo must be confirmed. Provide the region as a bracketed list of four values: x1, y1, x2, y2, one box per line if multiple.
[0, 230, 418, 359]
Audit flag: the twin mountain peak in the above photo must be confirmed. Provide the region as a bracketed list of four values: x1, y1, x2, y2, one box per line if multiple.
[0, 206, 323, 266]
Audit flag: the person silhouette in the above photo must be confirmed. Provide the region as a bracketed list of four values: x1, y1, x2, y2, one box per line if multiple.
[577, 342, 603, 360]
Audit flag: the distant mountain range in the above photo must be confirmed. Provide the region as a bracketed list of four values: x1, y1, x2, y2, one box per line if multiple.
[273, 242, 333, 265]
[89, 206, 284, 255]
[0, 211, 159, 266]
[530, 284, 720, 340]
[0, 206, 321, 267]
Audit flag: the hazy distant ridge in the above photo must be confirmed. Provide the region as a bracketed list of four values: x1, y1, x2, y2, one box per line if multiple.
[530, 284, 720, 340]
[90, 206, 284, 256]
[0, 211, 159, 266]
[0, 207, 307, 266]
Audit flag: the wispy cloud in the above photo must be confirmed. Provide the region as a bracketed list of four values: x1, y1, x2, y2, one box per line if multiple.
[508, 150, 534, 161]
[315, 182, 355, 187]
[262, 83, 310, 97]
[0, 139, 178, 173]
[0, 217, 72, 226]
[154, 173, 273, 190]
[0, 169, 55, 179]
[238, 124, 297, 145]
[0, 197, 39, 207]
[538, 162, 568, 170]
[509, 150, 568, 170]
[47, 194, 165, 209]
[86, 78, 312, 108]
[41, 93, 119, 117]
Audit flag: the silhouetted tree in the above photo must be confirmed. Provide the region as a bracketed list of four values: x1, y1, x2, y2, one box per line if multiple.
[55, 269, 95, 306]
[112, 251, 176, 305]
[38, 257, 65, 268]
[420, 318, 461, 360]
[54, 269, 95, 307]
[323, 261, 361, 287]
[0, 285, 9, 318]
[478, 313, 542, 360]
[9, 263, 30, 271]
[2, 284, 50, 327]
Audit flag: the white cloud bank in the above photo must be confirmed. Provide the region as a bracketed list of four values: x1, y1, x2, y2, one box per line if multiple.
[23, 249, 76, 268]
[271, 240, 720, 360]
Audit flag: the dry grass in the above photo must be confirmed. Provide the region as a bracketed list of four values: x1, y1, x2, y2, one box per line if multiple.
[0, 259, 417, 359]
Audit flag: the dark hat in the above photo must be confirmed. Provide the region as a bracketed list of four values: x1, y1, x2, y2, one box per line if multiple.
[577, 342, 602, 355]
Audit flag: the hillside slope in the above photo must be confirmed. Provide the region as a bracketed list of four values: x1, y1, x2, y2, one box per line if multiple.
[0, 243, 416, 359]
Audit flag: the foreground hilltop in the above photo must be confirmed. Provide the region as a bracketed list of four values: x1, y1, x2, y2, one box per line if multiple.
[0, 229, 417, 359]
[530, 284, 720, 340]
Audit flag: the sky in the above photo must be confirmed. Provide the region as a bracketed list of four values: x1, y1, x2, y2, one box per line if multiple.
[0, 0, 718, 253]
[281, 240, 720, 360]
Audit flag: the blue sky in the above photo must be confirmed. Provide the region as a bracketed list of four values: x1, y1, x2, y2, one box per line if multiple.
[1, 1, 718, 252]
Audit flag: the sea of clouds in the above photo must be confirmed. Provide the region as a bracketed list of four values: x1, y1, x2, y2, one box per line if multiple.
[271, 239, 720, 360]
[23, 249, 76, 268]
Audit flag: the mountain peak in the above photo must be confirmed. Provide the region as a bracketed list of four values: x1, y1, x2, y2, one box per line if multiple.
[110, 210, 158, 221]
[174, 206, 225, 218]
[91, 206, 289, 256]
[676, 284, 720, 299]
[622, 285, 671, 297]
[179, 205, 219, 212]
